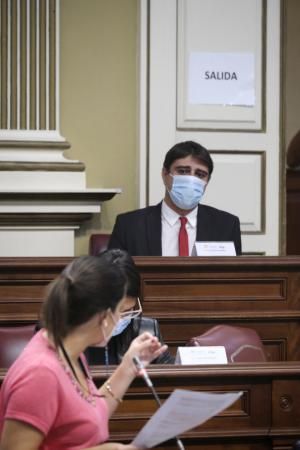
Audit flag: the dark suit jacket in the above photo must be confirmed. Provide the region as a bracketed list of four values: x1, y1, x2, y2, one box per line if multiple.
[85, 316, 174, 365]
[108, 202, 242, 256]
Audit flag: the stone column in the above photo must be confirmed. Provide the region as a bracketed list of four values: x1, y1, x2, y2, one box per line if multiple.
[0, 0, 121, 256]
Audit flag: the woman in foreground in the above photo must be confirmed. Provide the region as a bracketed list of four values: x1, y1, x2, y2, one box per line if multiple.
[0, 255, 167, 450]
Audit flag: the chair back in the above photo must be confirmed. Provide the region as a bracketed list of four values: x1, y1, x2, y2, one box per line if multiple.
[89, 233, 111, 255]
[186, 324, 266, 362]
[0, 324, 35, 368]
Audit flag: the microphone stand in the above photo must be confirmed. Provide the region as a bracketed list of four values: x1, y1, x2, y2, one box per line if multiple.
[133, 356, 185, 450]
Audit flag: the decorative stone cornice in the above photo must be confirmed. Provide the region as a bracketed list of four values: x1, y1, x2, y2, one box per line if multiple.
[0, 162, 85, 171]
[0, 188, 121, 228]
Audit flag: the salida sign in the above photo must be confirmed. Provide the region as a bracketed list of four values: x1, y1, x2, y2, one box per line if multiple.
[188, 52, 255, 106]
[204, 71, 238, 80]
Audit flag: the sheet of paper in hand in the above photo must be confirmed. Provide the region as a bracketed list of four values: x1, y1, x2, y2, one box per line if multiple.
[132, 389, 242, 449]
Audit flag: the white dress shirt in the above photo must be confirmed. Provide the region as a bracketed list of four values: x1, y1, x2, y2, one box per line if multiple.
[161, 201, 197, 256]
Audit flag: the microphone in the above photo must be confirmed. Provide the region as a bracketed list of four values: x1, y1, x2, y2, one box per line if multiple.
[132, 356, 185, 450]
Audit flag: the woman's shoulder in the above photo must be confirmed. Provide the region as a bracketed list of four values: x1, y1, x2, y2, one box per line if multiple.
[7, 330, 60, 381]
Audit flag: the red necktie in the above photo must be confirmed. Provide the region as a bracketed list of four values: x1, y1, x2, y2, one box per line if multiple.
[179, 217, 189, 256]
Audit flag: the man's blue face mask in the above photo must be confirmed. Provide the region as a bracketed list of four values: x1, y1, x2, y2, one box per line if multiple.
[168, 175, 206, 210]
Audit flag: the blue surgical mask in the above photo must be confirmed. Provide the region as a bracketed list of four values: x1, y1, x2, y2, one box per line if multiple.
[168, 175, 206, 210]
[111, 317, 131, 337]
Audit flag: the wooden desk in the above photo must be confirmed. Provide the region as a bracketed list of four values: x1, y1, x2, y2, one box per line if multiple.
[1, 257, 300, 360]
[136, 257, 300, 361]
[1, 362, 299, 449]
[92, 362, 300, 449]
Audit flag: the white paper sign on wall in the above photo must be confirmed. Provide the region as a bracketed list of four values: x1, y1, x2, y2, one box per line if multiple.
[188, 52, 255, 106]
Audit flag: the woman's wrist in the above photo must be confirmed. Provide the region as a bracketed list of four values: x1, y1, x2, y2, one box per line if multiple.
[118, 354, 138, 380]
[104, 382, 123, 404]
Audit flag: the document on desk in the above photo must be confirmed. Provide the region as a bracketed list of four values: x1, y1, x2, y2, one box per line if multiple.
[132, 389, 242, 449]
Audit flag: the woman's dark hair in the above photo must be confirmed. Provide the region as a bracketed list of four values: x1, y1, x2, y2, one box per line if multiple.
[163, 140, 214, 178]
[97, 249, 140, 298]
[42, 255, 127, 347]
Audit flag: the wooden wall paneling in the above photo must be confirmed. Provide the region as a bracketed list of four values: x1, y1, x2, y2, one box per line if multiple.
[1, 256, 300, 361]
[135, 256, 300, 361]
[86, 363, 300, 450]
[0, 257, 70, 323]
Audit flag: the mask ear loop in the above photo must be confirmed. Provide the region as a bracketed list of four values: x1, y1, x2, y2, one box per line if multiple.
[100, 308, 118, 377]
[105, 345, 109, 378]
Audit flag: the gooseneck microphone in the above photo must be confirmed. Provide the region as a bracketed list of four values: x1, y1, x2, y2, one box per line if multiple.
[132, 356, 185, 450]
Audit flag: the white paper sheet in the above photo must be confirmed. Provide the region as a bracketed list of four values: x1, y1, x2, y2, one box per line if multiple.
[188, 52, 255, 106]
[132, 389, 242, 448]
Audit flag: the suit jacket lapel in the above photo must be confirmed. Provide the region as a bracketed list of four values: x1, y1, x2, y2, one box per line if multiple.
[196, 204, 210, 241]
[146, 202, 162, 256]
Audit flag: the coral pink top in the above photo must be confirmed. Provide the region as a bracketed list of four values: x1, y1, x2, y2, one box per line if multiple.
[0, 330, 109, 449]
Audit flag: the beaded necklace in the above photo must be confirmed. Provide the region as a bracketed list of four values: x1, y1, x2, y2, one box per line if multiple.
[58, 341, 102, 407]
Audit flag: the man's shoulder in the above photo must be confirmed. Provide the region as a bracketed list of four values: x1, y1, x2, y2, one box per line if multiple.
[199, 204, 239, 222]
[116, 203, 161, 220]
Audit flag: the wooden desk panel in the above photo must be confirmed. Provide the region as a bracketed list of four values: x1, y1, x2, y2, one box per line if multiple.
[88, 363, 300, 450]
[1, 257, 300, 360]
[0, 362, 300, 450]
[135, 257, 300, 361]
[0, 257, 69, 322]
[157, 319, 291, 361]
[1, 363, 299, 449]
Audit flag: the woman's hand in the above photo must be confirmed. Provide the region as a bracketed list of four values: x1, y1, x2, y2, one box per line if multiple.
[122, 332, 168, 371]
[100, 333, 168, 417]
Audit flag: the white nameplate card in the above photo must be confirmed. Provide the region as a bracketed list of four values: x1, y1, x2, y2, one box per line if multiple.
[194, 241, 236, 256]
[175, 346, 228, 365]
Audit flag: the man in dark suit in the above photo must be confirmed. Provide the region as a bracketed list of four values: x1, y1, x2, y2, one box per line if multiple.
[108, 141, 242, 256]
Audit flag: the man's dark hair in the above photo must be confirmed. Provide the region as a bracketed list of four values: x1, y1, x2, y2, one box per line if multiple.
[163, 141, 213, 177]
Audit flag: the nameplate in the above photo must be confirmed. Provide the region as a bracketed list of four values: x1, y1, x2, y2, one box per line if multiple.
[194, 241, 236, 256]
[175, 346, 228, 365]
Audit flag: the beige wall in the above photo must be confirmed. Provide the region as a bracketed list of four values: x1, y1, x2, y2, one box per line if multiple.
[59, 0, 300, 256]
[60, 0, 138, 255]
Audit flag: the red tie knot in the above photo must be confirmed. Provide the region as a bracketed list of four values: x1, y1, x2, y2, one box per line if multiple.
[180, 216, 188, 226]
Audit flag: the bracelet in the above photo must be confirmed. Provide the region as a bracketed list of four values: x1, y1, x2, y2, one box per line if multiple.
[105, 382, 123, 404]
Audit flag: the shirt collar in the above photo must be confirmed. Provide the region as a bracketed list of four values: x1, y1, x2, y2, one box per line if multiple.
[162, 200, 198, 228]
